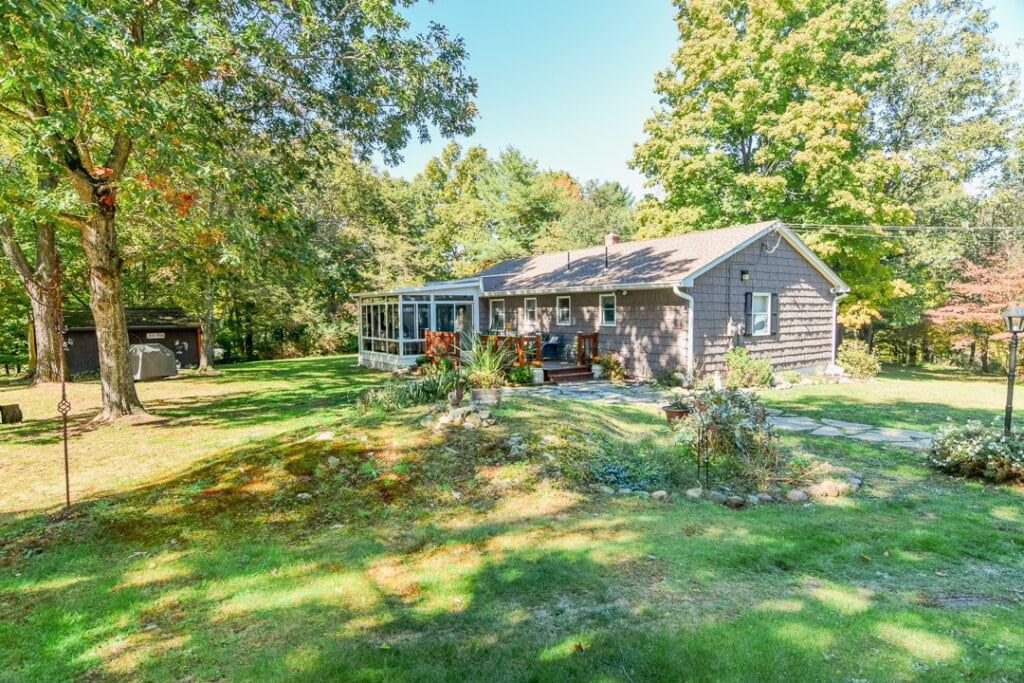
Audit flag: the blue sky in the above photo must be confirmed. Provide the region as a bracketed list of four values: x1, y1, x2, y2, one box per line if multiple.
[382, 0, 1024, 200]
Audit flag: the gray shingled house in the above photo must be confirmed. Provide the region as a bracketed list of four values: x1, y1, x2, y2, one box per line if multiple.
[354, 220, 849, 378]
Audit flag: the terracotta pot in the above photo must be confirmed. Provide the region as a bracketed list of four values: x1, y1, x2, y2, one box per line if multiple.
[471, 387, 502, 407]
[662, 405, 691, 424]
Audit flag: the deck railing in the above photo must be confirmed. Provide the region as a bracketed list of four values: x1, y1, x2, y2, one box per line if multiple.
[576, 332, 598, 365]
[480, 334, 543, 365]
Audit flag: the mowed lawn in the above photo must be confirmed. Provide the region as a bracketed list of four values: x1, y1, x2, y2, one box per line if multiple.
[1, 359, 1023, 681]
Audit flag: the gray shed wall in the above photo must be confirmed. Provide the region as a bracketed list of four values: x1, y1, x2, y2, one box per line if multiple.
[480, 289, 689, 378]
[689, 237, 836, 374]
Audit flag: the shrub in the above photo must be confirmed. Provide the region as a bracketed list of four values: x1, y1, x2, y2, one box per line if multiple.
[837, 339, 881, 379]
[357, 363, 461, 412]
[655, 366, 694, 389]
[507, 364, 533, 384]
[928, 421, 1024, 482]
[597, 352, 627, 382]
[672, 388, 781, 488]
[414, 355, 431, 367]
[724, 347, 773, 388]
[465, 337, 513, 388]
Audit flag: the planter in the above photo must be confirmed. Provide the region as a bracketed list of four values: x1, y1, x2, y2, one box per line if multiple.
[531, 367, 546, 384]
[662, 405, 691, 425]
[470, 387, 502, 407]
[591, 364, 603, 379]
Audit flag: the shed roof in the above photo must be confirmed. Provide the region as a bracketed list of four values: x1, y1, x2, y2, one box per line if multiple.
[63, 308, 200, 329]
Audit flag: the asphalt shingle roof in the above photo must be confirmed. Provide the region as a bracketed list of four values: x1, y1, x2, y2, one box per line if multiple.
[474, 221, 780, 293]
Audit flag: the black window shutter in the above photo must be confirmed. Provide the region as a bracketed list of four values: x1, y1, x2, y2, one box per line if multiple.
[770, 293, 780, 335]
[743, 292, 752, 337]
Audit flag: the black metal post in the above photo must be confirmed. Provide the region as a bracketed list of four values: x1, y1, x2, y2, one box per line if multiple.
[1006, 331, 1019, 437]
[54, 255, 71, 510]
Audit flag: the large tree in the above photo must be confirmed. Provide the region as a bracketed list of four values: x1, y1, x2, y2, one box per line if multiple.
[631, 0, 906, 234]
[0, 0, 476, 419]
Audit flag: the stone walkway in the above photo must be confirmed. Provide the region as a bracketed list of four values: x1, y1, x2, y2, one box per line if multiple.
[502, 380, 934, 449]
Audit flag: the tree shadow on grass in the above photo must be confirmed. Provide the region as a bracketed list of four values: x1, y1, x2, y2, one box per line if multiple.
[3, 401, 1024, 681]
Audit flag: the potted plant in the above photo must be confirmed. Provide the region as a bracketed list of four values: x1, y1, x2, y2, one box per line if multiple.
[465, 338, 512, 406]
[661, 393, 693, 424]
[530, 359, 545, 384]
[590, 355, 603, 379]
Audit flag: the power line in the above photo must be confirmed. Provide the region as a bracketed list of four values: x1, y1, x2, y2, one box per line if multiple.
[784, 222, 1024, 233]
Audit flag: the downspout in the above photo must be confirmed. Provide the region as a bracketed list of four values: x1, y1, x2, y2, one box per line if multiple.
[672, 285, 695, 375]
[831, 290, 849, 363]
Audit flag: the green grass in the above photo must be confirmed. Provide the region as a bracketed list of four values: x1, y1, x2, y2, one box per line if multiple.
[2, 359, 1023, 681]
[761, 364, 1019, 432]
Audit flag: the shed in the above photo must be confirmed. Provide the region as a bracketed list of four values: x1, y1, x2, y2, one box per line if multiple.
[55, 308, 201, 376]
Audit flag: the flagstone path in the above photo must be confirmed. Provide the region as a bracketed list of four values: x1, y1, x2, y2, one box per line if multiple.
[502, 381, 935, 450]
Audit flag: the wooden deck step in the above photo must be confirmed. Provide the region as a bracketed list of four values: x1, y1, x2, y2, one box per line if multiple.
[544, 366, 594, 383]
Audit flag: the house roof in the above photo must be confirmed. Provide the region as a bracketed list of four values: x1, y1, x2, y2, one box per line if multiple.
[352, 220, 850, 299]
[475, 220, 848, 294]
[63, 307, 200, 330]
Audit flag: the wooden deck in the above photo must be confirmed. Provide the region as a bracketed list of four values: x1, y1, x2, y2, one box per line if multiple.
[541, 361, 594, 383]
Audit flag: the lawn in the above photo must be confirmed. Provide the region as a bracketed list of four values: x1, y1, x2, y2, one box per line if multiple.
[1, 359, 1023, 681]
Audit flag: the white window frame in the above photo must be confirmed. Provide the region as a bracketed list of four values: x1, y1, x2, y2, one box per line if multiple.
[750, 292, 771, 337]
[599, 293, 616, 326]
[490, 299, 506, 331]
[524, 297, 537, 325]
[556, 296, 571, 325]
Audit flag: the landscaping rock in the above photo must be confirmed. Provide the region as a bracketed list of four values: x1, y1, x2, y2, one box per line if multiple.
[617, 488, 633, 495]
[463, 422, 477, 430]
[685, 487, 703, 499]
[464, 414, 482, 427]
[821, 481, 841, 497]
[849, 477, 862, 491]
[636, 491, 651, 499]
[419, 416, 435, 428]
[599, 485, 615, 495]
[478, 410, 492, 420]
[706, 491, 728, 504]
[651, 490, 669, 501]
[725, 496, 746, 508]
[296, 493, 312, 499]
[786, 489, 809, 502]
[756, 492, 774, 503]
[746, 495, 761, 506]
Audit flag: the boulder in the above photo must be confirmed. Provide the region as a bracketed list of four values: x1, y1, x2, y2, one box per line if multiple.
[725, 496, 746, 508]
[617, 488, 632, 495]
[746, 495, 761, 506]
[1, 404, 23, 424]
[599, 485, 615, 495]
[786, 489, 809, 502]
[651, 490, 669, 501]
[685, 488, 703, 499]
[706, 491, 728, 504]
[756, 492, 774, 503]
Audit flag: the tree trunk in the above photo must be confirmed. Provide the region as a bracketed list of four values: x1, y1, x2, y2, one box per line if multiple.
[0, 216, 61, 384]
[81, 207, 146, 420]
[197, 278, 216, 373]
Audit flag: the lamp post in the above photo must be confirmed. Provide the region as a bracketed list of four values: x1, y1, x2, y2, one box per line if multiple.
[1002, 306, 1024, 437]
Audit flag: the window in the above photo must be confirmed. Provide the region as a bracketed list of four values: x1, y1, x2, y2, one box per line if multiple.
[556, 296, 571, 325]
[599, 293, 616, 326]
[745, 292, 774, 337]
[524, 298, 537, 324]
[490, 299, 506, 331]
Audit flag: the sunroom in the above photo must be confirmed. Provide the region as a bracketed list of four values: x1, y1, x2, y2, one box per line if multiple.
[355, 281, 479, 370]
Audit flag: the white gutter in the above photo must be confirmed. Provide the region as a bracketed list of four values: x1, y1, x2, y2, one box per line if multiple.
[484, 282, 678, 298]
[831, 289, 849, 362]
[672, 285, 695, 375]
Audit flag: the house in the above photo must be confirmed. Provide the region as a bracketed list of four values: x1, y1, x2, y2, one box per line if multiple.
[354, 221, 849, 378]
[53, 308, 201, 376]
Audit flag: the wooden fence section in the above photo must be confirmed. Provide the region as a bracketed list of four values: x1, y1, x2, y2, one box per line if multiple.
[480, 334, 543, 366]
[576, 332, 598, 365]
[425, 330, 461, 366]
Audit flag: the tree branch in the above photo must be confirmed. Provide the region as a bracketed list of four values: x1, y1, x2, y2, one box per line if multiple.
[105, 134, 134, 180]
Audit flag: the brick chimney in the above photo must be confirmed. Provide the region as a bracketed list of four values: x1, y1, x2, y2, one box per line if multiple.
[604, 232, 620, 246]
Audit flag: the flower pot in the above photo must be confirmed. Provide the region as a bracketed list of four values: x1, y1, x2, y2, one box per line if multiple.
[662, 405, 691, 425]
[531, 367, 546, 384]
[471, 387, 502, 407]
[591, 364, 603, 379]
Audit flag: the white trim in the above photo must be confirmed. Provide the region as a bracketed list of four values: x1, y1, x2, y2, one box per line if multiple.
[599, 293, 616, 326]
[353, 278, 482, 299]
[750, 292, 771, 337]
[672, 286, 695, 375]
[489, 299, 506, 331]
[679, 222, 850, 293]
[524, 297, 537, 325]
[485, 282, 674, 297]
[832, 292, 849, 361]
[556, 295, 572, 325]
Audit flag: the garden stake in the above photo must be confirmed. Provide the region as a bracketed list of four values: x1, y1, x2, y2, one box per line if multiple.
[55, 255, 71, 510]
